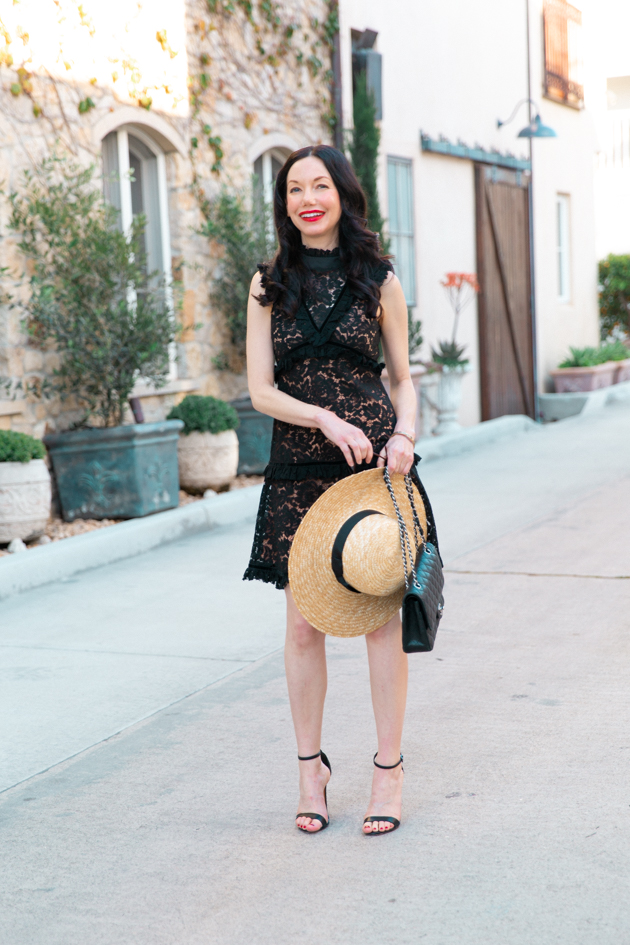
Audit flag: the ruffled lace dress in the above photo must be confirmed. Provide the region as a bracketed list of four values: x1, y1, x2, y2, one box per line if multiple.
[243, 246, 438, 590]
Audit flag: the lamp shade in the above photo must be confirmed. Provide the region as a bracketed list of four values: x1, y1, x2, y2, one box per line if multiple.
[518, 114, 557, 138]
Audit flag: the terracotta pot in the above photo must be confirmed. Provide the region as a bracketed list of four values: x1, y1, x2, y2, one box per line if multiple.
[613, 358, 630, 383]
[0, 459, 51, 543]
[550, 361, 616, 393]
[380, 363, 426, 441]
[177, 429, 239, 493]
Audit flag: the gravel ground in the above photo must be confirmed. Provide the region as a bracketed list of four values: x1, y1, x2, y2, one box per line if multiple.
[0, 476, 265, 557]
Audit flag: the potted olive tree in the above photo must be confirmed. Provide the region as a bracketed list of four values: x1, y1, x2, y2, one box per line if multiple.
[7, 154, 182, 521]
[167, 394, 239, 492]
[0, 431, 51, 543]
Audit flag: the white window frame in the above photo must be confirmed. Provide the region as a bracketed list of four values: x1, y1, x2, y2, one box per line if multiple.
[556, 193, 571, 303]
[387, 156, 417, 307]
[254, 147, 289, 205]
[102, 126, 176, 378]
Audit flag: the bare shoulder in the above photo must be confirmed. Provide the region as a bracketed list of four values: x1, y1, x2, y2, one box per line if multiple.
[250, 270, 264, 293]
[379, 271, 406, 309]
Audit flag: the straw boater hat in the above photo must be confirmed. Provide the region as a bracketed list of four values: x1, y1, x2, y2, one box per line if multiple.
[289, 468, 427, 637]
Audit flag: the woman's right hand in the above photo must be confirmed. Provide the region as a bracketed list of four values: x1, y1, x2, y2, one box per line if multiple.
[316, 410, 373, 468]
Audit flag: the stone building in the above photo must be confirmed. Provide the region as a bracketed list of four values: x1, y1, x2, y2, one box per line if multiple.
[1, 0, 604, 437]
[0, 0, 335, 435]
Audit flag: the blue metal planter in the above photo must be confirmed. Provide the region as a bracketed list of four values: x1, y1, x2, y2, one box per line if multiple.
[230, 395, 273, 475]
[44, 420, 183, 522]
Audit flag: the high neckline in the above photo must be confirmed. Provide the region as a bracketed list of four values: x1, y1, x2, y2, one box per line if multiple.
[301, 246, 343, 271]
[301, 246, 340, 257]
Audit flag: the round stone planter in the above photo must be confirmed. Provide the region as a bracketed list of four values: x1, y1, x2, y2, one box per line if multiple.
[0, 459, 51, 543]
[433, 365, 470, 436]
[177, 430, 239, 493]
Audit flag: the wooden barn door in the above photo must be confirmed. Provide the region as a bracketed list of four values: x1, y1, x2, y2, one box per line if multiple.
[475, 165, 535, 420]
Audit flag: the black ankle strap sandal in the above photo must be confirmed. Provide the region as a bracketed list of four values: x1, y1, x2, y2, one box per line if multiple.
[296, 750, 331, 833]
[363, 752, 403, 835]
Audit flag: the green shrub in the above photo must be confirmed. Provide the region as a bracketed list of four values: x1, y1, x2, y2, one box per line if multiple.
[559, 341, 630, 368]
[559, 346, 601, 368]
[599, 339, 630, 361]
[599, 254, 630, 340]
[0, 430, 46, 463]
[201, 187, 276, 366]
[350, 70, 387, 249]
[408, 308, 423, 359]
[167, 394, 239, 435]
[7, 153, 176, 428]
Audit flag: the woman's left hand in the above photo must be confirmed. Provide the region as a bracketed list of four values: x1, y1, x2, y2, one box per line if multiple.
[376, 434, 415, 475]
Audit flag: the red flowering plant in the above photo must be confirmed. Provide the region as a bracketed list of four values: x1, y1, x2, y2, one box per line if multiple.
[432, 272, 480, 367]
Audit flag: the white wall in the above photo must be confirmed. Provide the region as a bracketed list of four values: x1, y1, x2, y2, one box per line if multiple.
[339, 0, 599, 418]
[527, 0, 599, 386]
[583, 0, 630, 260]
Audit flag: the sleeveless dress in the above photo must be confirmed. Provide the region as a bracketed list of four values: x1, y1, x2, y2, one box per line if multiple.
[243, 246, 438, 591]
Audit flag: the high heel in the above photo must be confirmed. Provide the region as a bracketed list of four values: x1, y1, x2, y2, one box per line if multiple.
[363, 752, 403, 835]
[296, 750, 331, 833]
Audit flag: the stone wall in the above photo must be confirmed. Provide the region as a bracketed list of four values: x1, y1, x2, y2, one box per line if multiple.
[0, 0, 333, 436]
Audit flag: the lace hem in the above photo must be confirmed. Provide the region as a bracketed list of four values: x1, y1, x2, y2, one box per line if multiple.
[275, 343, 384, 379]
[243, 563, 288, 589]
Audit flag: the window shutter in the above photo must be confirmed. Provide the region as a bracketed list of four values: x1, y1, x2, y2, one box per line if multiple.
[543, 0, 584, 108]
[387, 158, 416, 306]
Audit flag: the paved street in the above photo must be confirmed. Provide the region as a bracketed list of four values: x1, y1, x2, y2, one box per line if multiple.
[1, 403, 630, 945]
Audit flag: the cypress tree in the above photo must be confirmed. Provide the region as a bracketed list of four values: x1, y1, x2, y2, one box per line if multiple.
[349, 69, 387, 249]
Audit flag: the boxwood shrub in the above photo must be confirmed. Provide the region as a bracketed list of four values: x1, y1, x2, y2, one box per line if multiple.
[167, 394, 239, 435]
[0, 430, 46, 463]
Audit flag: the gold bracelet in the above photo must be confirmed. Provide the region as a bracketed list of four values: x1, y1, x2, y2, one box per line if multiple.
[390, 430, 415, 445]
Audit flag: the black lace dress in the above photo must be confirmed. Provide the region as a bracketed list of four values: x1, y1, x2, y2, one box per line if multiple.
[243, 246, 438, 590]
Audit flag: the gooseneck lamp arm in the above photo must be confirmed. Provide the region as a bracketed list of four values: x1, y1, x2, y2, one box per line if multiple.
[497, 98, 539, 129]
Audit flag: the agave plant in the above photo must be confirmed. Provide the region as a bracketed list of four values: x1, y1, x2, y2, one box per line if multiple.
[430, 339, 469, 368]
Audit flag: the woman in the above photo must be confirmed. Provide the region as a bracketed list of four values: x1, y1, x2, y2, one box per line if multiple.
[244, 145, 438, 834]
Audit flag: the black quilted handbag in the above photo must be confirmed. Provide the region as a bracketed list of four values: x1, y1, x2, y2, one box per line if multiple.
[383, 468, 444, 653]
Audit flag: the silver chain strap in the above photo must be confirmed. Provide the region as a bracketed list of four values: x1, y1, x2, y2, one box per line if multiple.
[383, 467, 425, 591]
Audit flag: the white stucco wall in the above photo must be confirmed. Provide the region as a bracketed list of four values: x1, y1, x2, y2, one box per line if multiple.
[339, 0, 599, 420]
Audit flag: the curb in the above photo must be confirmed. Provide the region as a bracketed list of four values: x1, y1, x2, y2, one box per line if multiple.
[416, 414, 537, 463]
[0, 485, 263, 601]
[0, 414, 540, 601]
[539, 379, 630, 422]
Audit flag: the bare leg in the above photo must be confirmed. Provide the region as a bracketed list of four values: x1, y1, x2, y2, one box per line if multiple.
[363, 611, 408, 833]
[284, 586, 330, 832]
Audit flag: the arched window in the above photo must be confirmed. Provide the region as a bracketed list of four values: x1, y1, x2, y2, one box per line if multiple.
[253, 147, 289, 204]
[101, 126, 175, 377]
[101, 127, 171, 280]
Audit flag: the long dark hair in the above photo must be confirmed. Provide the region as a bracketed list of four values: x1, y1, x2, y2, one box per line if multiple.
[256, 145, 391, 319]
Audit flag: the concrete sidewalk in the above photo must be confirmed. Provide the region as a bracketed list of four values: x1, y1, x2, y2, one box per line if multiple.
[1, 402, 630, 945]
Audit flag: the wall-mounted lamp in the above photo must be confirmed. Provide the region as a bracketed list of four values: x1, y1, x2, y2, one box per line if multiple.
[497, 98, 557, 138]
